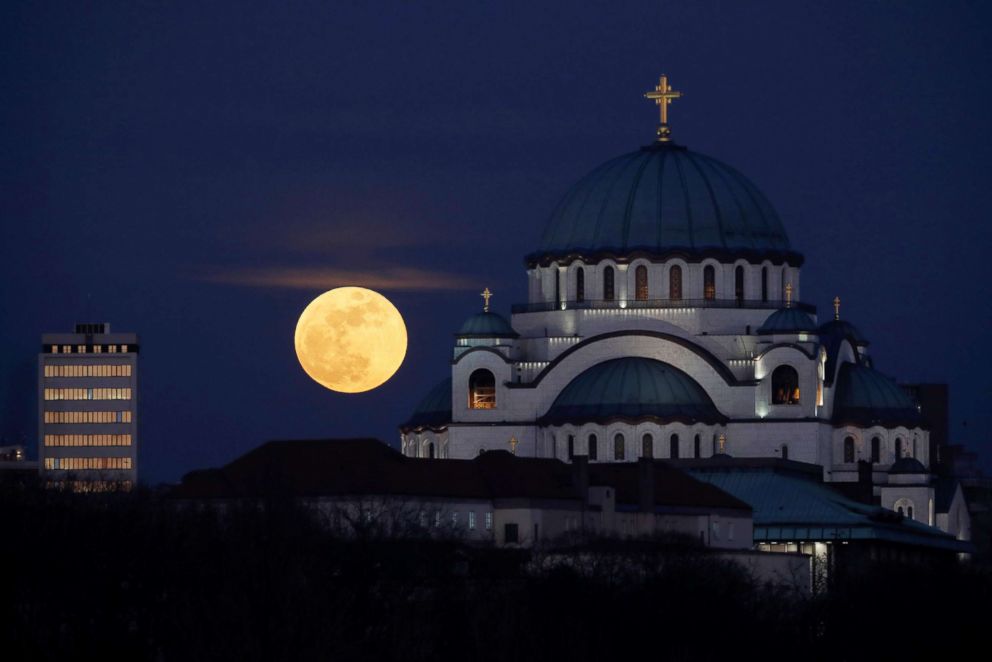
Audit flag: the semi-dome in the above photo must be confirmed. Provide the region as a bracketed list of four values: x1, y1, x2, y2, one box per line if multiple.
[820, 319, 869, 345]
[833, 363, 921, 428]
[539, 357, 725, 426]
[400, 378, 451, 432]
[456, 312, 518, 338]
[530, 142, 798, 264]
[757, 308, 818, 335]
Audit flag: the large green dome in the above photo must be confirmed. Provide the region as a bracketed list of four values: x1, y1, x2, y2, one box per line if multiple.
[539, 357, 725, 426]
[530, 142, 797, 264]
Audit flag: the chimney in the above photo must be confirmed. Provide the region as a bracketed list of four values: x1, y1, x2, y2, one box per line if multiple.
[857, 459, 873, 504]
[638, 457, 655, 513]
[571, 455, 589, 502]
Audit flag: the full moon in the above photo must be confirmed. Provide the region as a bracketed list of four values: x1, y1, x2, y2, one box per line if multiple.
[294, 287, 408, 393]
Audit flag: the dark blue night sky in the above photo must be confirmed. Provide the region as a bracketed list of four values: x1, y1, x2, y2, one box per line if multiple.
[2, 2, 990, 483]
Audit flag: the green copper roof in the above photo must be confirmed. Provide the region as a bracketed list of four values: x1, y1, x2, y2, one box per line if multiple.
[820, 319, 868, 345]
[757, 308, 818, 335]
[539, 357, 725, 426]
[400, 377, 451, 432]
[833, 363, 921, 428]
[457, 312, 518, 338]
[533, 142, 792, 260]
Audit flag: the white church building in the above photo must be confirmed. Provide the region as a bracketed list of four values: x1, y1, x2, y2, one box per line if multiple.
[400, 76, 965, 540]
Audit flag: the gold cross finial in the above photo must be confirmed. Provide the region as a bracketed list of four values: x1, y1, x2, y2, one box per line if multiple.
[833, 296, 841, 321]
[481, 287, 493, 313]
[644, 74, 683, 142]
[509, 435, 518, 455]
[718, 433, 727, 454]
[785, 283, 793, 308]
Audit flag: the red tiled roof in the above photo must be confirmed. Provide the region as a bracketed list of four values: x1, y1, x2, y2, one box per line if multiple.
[170, 438, 748, 512]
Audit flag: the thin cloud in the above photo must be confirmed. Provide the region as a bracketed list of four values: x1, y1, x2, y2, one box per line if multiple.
[193, 265, 481, 292]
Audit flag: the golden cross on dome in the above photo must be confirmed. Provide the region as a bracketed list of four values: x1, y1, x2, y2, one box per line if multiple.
[481, 287, 493, 312]
[718, 433, 727, 454]
[509, 435, 519, 455]
[833, 296, 841, 320]
[785, 283, 793, 308]
[644, 74, 683, 142]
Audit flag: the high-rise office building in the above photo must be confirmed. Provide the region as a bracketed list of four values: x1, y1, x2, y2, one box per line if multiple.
[38, 323, 138, 491]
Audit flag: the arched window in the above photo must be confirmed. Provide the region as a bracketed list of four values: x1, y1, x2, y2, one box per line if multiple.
[895, 438, 903, 460]
[567, 435, 575, 460]
[427, 442, 435, 459]
[694, 434, 701, 458]
[761, 267, 768, 302]
[554, 268, 561, 304]
[669, 265, 682, 300]
[635, 265, 648, 300]
[575, 267, 585, 302]
[614, 433, 625, 461]
[894, 498, 914, 519]
[642, 433, 653, 458]
[468, 369, 496, 409]
[871, 437, 881, 463]
[781, 444, 789, 460]
[703, 265, 716, 300]
[771, 365, 800, 404]
[843, 436, 855, 463]
[550, 435, 557, 459]
[669, 434, 679, 459]
[735, 265, 745, 303]
[588, 434, 598, 461]
[603, 267, 615, 301]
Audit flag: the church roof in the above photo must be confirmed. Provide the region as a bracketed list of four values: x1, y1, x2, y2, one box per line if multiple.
[456, 311, 518, 338]
[170, 438, 750, 513]
[832, 363, 922, 428]
[889, 457, 928, 475]
[400, 377, 452, 433]
[530, 142, 798, 265]
[757, 307, 818, 335]
[684, 462, 970, 552]
[539, 357, 725, 426]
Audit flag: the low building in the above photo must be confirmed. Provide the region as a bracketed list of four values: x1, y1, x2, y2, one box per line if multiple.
[172, 437, 755, 548]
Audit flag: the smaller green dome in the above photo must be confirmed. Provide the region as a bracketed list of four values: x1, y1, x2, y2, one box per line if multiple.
[757, 308, 818, 335]
[457, 312, 518, 338]
[833, 363, 921, 428]
[539, 357, 725, 426]
[400, 378, 451, 432]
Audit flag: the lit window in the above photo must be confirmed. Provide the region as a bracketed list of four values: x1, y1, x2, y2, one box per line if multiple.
[485, 512, 493, 531]
[669, 265, 682, 300]
[771, 365, 800, 404]
[468, 512, 476, 530]
[468, 369, 496, 409]
[635, 265, 648, 300]
[704, 265, 716, 300]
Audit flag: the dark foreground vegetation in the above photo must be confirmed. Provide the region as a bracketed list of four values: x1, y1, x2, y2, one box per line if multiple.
[2, 480, 988, 662]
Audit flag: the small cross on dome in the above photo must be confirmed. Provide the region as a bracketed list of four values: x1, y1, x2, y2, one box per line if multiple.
[481, 288, 493, 313]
